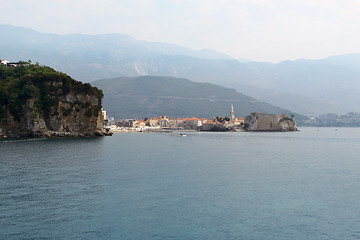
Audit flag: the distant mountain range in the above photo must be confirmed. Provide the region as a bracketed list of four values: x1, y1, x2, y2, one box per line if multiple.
[1, 24, 360, 115]
[92, 76, 304, 122]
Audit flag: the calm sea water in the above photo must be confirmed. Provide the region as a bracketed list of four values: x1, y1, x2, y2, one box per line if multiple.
[1, 128, 360, 239]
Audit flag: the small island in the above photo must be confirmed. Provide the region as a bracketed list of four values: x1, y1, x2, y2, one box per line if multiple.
[0, 61, 108, 138]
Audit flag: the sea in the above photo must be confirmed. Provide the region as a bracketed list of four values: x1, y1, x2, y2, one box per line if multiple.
[1, 127, 360, 240]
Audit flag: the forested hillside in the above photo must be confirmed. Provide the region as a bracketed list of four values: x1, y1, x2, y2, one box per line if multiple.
[93, 76, 305, 123]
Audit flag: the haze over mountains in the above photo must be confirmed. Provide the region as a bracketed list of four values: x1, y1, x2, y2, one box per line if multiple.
[1, 24, 360, 115]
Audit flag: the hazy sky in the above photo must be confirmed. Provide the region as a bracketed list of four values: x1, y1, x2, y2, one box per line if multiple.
[2, 0, 360, 62]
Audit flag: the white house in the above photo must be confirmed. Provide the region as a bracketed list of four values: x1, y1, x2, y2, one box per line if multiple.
[0, 60, 10, 65]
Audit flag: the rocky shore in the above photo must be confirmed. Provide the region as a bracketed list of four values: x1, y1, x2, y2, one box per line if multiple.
[0, 93, 108, 138]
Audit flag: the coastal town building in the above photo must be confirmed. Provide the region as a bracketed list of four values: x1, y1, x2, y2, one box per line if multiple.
[1, 59, 10, 65]
[177, 117, 202, 130]
[102, 109, 107, 121]
[133, 120, 146, 128]
[146, 117, 159, 127]
[158, 116, 171, 128]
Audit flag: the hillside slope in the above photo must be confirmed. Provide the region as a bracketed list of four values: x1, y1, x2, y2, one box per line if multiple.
[2, 25, 360, 114]
[92, 76, 305, 123]
[240, 58, 360, 113]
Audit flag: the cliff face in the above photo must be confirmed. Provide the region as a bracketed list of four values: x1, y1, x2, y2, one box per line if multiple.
[1, 93, 104, 138]
[0, 64, 106, 138]
[278, 118, 297, 132]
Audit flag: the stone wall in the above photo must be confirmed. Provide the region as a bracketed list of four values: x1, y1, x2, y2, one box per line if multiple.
[245, 112, 297, 131]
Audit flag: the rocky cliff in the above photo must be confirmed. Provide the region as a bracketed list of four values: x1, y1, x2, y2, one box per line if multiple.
[0, 64, 107, 138]
[278, 117, 298, 132]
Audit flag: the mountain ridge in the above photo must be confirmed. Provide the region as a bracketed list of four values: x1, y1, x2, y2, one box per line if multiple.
[2, 24, 360, 115]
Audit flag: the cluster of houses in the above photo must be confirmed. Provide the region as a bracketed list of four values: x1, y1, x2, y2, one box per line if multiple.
[1, 59, 31, 67]
[114, 115, 245, 131]
[305, 112, 360, 127]
[104, 105, 246, 132]
[103, 104, 297, 132]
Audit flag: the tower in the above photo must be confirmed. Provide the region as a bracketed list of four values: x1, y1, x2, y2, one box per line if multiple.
[230, 104, 234, 121]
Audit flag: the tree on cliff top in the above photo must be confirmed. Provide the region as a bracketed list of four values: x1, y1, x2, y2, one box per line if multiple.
[0, 63, 103, 124]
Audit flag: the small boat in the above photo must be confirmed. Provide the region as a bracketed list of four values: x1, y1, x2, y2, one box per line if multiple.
[180, 129, 186, 137]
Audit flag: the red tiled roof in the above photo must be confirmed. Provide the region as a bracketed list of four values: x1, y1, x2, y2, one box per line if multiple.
[188, 117, 200, 121]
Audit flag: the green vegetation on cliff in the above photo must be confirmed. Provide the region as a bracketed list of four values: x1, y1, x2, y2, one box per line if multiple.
[0, 63, 103, 127]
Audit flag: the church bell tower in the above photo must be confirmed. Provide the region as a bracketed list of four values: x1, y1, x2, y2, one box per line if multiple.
[230, 104, 235, 121]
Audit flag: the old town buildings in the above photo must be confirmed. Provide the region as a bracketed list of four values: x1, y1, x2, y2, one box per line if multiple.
[108, 105, 245, 132]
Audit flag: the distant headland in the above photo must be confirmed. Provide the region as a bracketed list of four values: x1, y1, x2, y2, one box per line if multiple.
[102, 105, 297, 132]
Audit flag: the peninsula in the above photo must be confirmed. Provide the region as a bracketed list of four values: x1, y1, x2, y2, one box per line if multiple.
[104, 105, 298, 132]
[0, 61, 108, 138]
